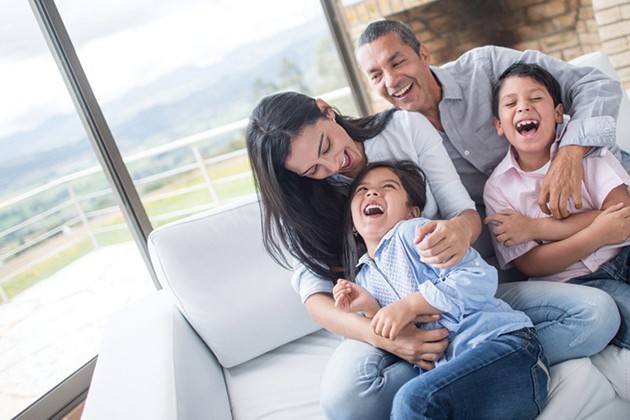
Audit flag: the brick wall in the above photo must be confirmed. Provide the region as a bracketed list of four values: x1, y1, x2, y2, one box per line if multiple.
[339, 0, 630, 89]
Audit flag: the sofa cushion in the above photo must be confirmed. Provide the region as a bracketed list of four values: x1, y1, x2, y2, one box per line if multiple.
[148, 197, 322, 368]
[225, 329, 341, 419]
[222, 328, 630, 420]
[568, 51, 630, 152]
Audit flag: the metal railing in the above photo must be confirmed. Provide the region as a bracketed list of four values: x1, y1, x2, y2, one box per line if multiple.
[0, 87, 352, 303]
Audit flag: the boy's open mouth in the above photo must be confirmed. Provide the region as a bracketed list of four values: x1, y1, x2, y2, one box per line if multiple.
[515, 119, 540, 137]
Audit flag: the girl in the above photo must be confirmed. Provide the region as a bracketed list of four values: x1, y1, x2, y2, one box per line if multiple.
[335, 160, 549, 419]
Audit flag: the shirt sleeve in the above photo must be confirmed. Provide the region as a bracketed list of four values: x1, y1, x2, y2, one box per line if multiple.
[583, 149, 630, 207]
[290, 261, 333, 303]
[417, 248, 498, 320]
[402, 221, 497, 320]
[483, 179, 538, 269]
[482, 46, 620, 151]
[406, 112, 476, 219]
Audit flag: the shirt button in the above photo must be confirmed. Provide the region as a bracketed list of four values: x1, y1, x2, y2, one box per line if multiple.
[464, 150, 470, 156]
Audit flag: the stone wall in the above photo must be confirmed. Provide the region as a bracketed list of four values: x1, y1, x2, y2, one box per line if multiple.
[339, 0, 630, 89]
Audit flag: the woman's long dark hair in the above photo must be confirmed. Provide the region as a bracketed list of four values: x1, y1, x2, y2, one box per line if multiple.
[342, 160, 427, 281]
[246, 91, 397, 280]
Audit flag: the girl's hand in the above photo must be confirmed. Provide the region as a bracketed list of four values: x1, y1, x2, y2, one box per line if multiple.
[485, 209, 536, 246]
[371, 297, 418, 340]
[333, 279, 380, 316]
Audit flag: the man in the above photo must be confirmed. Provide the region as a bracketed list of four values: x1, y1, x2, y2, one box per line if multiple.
[355, 20, 626, 261]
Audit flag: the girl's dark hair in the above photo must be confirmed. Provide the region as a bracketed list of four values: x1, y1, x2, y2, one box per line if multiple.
[492, 61, 562, 118]
[342, 160, 427, 280]
[246, 91, 397, 280]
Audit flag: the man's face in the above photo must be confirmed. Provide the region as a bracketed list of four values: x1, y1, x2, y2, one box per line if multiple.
[356, 32, 435, 113]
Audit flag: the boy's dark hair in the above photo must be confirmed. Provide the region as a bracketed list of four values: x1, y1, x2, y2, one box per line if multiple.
[492, 62, 562, 118]
[342, 160, 427, 280]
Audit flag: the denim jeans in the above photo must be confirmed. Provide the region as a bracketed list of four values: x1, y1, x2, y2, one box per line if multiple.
[568, 245, 630, 349]
[496, 280, 620, 365]
[320, 280, 618, 419]
[391, 328, 549, 420]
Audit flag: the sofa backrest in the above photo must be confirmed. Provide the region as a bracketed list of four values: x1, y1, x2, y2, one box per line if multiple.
[148, 197, 322, 368]
[568, 51, 630, 152]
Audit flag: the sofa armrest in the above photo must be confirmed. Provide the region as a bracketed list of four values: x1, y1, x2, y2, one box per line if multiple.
[83, 291, 232, 420]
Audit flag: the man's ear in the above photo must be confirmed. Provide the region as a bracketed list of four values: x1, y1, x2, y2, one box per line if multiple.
[419, 43, 431, 65]
[315, 98, 334, 119]
[554, 103, 564, 124]
[494, 117, 504, 136]
[409, 206, 421, 219]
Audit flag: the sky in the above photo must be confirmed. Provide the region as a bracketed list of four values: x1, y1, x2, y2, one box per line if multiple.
[0, 0, 322, 138]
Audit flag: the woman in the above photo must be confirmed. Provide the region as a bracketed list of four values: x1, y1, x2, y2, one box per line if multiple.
[246, 91, 617, 419]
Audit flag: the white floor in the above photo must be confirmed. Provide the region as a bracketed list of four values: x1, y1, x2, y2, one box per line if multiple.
[0, 242, 154, 420]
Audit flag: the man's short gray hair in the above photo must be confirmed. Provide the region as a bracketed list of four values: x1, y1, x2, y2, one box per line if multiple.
[356, 20, 421, 55]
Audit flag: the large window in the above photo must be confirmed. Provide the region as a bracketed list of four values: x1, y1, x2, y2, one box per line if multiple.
[56, 0, 357, 226]
[2, 1, 356, 418]
[0, 3, 153, 419]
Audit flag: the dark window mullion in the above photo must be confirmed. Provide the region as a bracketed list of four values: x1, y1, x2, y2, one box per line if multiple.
[28, 0, 159, 288]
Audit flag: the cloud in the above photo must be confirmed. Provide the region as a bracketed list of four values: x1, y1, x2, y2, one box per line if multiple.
[0, 0, 321, 138]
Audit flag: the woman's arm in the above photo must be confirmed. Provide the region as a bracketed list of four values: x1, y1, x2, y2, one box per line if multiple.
[304, 293, 448, 369]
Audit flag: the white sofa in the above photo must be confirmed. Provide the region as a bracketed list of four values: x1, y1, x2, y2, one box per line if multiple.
[83, 53, 630, 419]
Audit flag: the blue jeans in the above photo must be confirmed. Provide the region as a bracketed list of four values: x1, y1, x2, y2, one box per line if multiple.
[568, 245, 630, 349]
[320, 280, 618, 419]
[391, 328, 548, 420]
[496, 280, 620, 365]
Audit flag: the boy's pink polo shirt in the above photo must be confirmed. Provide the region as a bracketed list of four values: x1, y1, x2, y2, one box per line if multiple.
[484, 142, 630, 282]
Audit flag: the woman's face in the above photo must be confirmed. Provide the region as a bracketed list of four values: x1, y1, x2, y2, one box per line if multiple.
[284, 102, 366, 180]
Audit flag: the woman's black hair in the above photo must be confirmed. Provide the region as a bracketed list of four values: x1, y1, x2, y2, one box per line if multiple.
[246, 91, 397, 280]
[342, 160, 427, 281]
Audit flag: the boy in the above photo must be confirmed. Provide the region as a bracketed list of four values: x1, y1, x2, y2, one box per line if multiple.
[484, 62, 630, 349]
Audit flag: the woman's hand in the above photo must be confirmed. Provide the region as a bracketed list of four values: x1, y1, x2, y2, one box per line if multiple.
[374, 320, 448, 370]
[414, 210, 480, 269]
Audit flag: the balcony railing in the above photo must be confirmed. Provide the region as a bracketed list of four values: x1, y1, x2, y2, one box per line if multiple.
[0, 87, 352, 303]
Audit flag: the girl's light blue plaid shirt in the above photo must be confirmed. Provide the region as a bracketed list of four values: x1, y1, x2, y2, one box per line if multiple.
[355, 218, 532, 364]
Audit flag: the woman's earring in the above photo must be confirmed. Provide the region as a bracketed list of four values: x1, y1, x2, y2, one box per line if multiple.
[352, 226, 358, 237]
